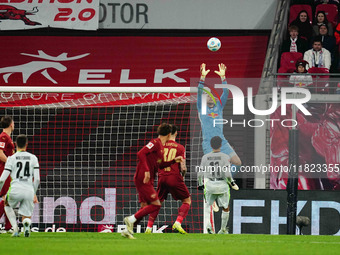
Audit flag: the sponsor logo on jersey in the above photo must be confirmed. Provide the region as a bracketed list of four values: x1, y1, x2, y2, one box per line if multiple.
[0, 142, 5, 148]
[146, 142, 154, 149]
[208, 112, 219, 118]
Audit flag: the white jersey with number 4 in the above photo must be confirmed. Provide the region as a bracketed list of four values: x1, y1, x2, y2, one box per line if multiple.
[5, 151, 39, 191]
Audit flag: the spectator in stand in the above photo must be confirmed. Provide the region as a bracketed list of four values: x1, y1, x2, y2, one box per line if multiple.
[316, 24, 336, 54]
[312, 11, 333, 36]
[289, 60, 313, 88]
[290, 10, 314, 41]
[304, 37, 331, 71]
[281, 26, 308, 53]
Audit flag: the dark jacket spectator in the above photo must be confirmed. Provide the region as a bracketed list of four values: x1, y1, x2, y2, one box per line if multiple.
[316, 24, 336, 53]
[282, 26, 308, 53]
[290, 10, 314, 41]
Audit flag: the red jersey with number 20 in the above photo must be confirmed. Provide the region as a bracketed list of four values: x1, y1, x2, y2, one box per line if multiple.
[158, 140, 185, 177]
[0, 132, 15, 172]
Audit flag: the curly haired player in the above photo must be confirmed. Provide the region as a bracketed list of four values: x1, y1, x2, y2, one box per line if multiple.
[121, 123, 183, 239]
[145, 125, 191, 234]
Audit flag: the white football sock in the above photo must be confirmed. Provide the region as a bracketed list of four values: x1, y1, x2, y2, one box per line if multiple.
[23, 218, 32, 228]
[221, 211, 230, 231]
[4, 206, 18, 232]
[128, 215, 137, 223]
[204, 202, 212, 230]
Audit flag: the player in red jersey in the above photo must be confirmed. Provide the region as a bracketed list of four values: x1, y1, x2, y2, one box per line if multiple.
[0, 116, 15, 233]
[145, 125, 191, 234]
[122, 123, 183, 239]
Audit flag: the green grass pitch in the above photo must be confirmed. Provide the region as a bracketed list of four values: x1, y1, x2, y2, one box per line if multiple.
[1, 232, 339, 255]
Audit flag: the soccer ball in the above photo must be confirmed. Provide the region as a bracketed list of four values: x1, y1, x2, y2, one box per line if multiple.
[207, 37, 221, 52]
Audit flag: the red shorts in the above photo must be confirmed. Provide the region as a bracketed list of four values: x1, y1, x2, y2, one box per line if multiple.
[157, 174, 190, 202]
[134, 178, 159, 204]
[0, 176, 11, 197]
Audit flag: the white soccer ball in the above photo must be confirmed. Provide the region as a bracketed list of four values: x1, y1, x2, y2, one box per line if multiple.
[207, 37, 221, 52]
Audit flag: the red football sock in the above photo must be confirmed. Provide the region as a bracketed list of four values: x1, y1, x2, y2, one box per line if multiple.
[176, 203, 190, 224]
[147, 210, 159, 228]
[134, 204, 161, 221]
[4, 214, 12, 230]
[0, 200, 4, 218]
[134, 206, 144, 227]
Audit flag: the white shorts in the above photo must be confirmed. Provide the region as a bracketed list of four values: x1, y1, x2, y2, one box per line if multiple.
[7, 185, 34, 217]
[205, 191, 230, 209]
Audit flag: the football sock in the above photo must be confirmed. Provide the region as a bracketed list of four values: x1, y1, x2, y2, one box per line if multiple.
[0, 200, 4, 218]
[4, 206, 17, 232]
[176, 203, 190, 224]
[134, 204, 161, 222]
[147, 210, 159, 228]
[221, 211, 230, 231]
[5, 213, 12, 230]
[128, 215, 137, 224]
[23, 218, 32, 227]
[204, 202, 212, 229]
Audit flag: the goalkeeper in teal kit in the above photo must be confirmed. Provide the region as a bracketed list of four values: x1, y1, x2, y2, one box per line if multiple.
[197, 63, 241, 166]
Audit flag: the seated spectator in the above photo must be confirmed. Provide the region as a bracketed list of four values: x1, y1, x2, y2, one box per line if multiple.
[289, 60, 313, 87]
[313, 24, 336, 53]
[304, 37, 331, 70]
[290, 10, 314, 41]
[281, 26, 309, 53]
[312, 11, 333, 36]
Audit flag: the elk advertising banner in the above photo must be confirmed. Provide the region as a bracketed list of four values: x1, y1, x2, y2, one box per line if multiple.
[0, 35, 267, 106]
[0, 0, 99, 30]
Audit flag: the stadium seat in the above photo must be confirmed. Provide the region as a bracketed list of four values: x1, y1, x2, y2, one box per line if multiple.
[279, 52, 303, 71]
[289, 5, 313, 25]
[277, 52, 303, 88]
[315, 4, 338, 27]
[307, 67, 330, 93]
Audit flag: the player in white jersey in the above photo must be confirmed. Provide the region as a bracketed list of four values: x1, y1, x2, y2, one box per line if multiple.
[198, 136, 239, 234]
[0, 135, 40, 237]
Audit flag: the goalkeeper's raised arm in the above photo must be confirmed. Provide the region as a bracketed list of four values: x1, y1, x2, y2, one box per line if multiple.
[197, 63, 242, 167]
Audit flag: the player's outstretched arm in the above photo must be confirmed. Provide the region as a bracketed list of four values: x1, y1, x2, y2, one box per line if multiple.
[197, 63, 210, 111]
[214, 63, 229, 108]
[214, 63, 226, 79]
[200, 63, 210, 81]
